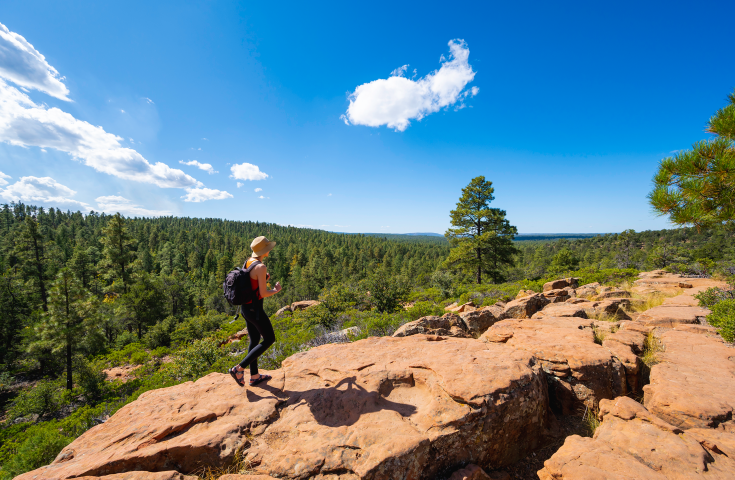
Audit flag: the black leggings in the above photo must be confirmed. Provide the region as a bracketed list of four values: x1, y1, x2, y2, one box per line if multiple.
[237, 299, 276, 376]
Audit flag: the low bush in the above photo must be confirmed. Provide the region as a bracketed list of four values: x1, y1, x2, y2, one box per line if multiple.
[404, 301, 444, 320]
[142, 315, 178, 349]
[0, 427, 72, 480]
[170, 338, 227, 381]
[695, 287, 735, 309]
[7, 379, 64, 422]
[707, 299, 735, 343]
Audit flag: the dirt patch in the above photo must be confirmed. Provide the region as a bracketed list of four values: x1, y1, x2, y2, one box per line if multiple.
[103, 365, 141, 382]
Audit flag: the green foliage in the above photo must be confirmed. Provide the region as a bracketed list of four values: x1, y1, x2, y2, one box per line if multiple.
[430, 270, 457, 299]
[170, 338, 226, 381]
[404, 301, 444, 320]
[170, 313, 229, 346]
[547, 248, 580, 275]
[142, 315, 178, 349]
[695, 287, 735, 309]
[0, 427, 72, 480]
[8, 379, 64, 421]
[100, 342, 148, 367]
[706, 299, 735, 343]
[649, 89, 735, 228]
[362, 271, 411, 313]
[445, 176, 519, 283]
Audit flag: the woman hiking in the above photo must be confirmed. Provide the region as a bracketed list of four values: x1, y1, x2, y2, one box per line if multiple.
[229, 236, 282, 387]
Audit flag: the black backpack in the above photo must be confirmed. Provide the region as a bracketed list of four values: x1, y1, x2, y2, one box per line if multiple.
[223, 260, 261, 306]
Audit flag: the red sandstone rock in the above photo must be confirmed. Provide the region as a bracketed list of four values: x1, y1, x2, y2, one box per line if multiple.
[75, 472, 197, 480]
[19, 336, 549, 480]
[543, 278, 579, 292]
[459, 307, 502, 336]
[480, 317, 626, 413]
[291, 300, 320, 311]
[500, 294, 550, 319]
[663, 294, 700, 306]
[636, 304, 710, 327]
[392, 314, 471, 338]
[531, 303, 588, 319]
[218, 476, 280, 480]
[538, 397, 735, 479]
[643, 330, 735, 430]
[102, 365, 141, 383]
[448, 464, 510, 480]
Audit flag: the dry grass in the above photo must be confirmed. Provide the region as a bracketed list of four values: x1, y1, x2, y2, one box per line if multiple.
[586, 310, 619, 322]
[582, 405, 601, 436]
[592, 326, 607, 345]
[642, 332, 664, 368]
[628, 289, 684, 313]
[195, 447, 255, 479]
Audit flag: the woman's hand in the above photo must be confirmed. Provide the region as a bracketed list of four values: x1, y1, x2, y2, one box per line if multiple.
[274, 282, 282, 293]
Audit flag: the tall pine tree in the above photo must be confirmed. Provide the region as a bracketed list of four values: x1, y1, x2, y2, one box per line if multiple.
[100, 213, 135, 294]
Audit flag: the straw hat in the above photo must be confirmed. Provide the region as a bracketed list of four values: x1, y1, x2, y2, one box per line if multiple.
[251, 236, 276, 258]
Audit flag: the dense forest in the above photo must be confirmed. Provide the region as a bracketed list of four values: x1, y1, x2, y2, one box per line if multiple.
[1, 201, 734, 479]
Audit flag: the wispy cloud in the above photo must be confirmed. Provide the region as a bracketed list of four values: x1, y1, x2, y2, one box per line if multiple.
[0, 22, 70, 100]
[327, 193, 332, 196]
[181, 187, 233, 202]
[143, 97, 154, 104]
[179, 159, 217, 174]
[0, 176, 89, 208]
[96, 195, 171, 216]
[230, 163, 268, 181]
[254, 187, 262, 192]
[0, 171, 10, 186]
[237, 182, 244, 188]
[341, 39, 478, 131]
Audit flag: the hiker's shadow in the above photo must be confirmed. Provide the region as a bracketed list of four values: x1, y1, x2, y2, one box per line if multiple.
[246, 376, 418, 428]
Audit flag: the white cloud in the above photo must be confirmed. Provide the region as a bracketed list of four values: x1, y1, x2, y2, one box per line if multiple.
[0, 176, 89, 208]
[0, 79, 202, 189]
[342, 39, 477, 131]
[0, 171, 10, 186]
[202, 137, 208, 141]
[95, 195, 171, 217]
[143, 97, 154, 104]
[120, 109, 125, 113]
[230, 163, 268, 181]
[181, 187, 233, 202]
[327, 193, 332, 196]
[258, 195, 265, 199]
[237, 182, 244, 188]
[0, 22, 70, 101]
[254, 187, 262, 192]
[179, 159, 217, 174]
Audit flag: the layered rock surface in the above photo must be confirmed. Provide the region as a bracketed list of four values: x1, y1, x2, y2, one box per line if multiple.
[20, 335, 549, 480]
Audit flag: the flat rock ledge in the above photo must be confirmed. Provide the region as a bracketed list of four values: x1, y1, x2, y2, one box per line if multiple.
[19, 335, 549, 480]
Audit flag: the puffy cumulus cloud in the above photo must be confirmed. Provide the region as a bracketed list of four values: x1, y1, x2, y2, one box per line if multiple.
[179, 159, 217, 174]
[254, 187, 262, 192]
[95, 195, 172, 217]
[230, 163, 268, 181]
[0, 79, 202, 188]
[0, 171, 10, 186]
[341, 39, 478, 131]
[181, 187, 233, 203]
[0, 22, 70, 100]
[0, 176, 90, 208]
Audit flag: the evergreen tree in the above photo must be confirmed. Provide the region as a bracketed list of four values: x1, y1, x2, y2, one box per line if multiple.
[444, 176, 519, 283]
[14, 216, 50, 311]
[99, 213, 135, 293]
[119, 273, 166, 338]
[70, 243, 93, 289]
[649, 89, 735, 228]
[32, 269, 99, 389]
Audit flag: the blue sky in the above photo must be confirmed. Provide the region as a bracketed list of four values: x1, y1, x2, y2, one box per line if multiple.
[0, 1, 733, 234]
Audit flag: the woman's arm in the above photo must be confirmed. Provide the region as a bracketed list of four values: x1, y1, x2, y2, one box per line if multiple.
[255, 264, 281, 298]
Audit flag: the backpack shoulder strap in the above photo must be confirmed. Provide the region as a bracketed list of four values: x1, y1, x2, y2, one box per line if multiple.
[244, 259, 262, 270]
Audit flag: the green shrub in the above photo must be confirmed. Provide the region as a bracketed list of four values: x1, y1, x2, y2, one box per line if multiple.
[408, 287, 444, 304]
[8, 380, 64, 421]
[101, 342, 147, 367]
[142, 315, 178, 349]
[114, 330, 138, 349]
[73, 357, 107, 403]
[294, 303, 335, 329]
[170, 338, 226, 380]
[405, 301, 444, 320]
[0, 427, 72, 479]
[362, 273, 411, 313]
[695, 287, 735, 309]
[171, 313, 228, 346]
[319, 283, 366, 313]
[707, 299, 735, 343]
[430, 270, 457, 299]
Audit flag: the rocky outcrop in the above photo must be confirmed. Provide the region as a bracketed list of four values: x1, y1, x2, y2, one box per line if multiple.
[20, 335, 550, 480]
[103, 365, 141, 382]
[500, 294, 550, 319]
[632, 271, 728, 296]
[594, 288, 631, 300]
[531, 303, 588, 319]
[444, 302, 476, 313]
[636, 304, 710, 327]
[76, 472, 197, 480]
[543, 278, 579, 292]
[274, 301, 322, 317]
[448, 464, 510, 480]
[538, 397, 735, 479]
[643, 329, 735, 430]
[392, 313, 470, 338]
[218, 476, 280, 480]
[460, 306, 503, 336]
[480, 317, 626, 414]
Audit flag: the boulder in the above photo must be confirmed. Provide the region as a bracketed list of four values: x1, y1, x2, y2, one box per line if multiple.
[444, 302, 476, 313]
[636, 304, 710, 327]
[539, 397, 735, 480]
[392, 314, 470, 338]
[274, 305, 292, 317]
[291, 300, 320, 311]
[219, 328, 249, 346]
[543, 278, 579, 292]
[75, 472, 197, 480]
[531, 303, 588, 319]
[601, 330, 645, 392]
[515, 289, 535, 299]
[20, 336, 550, 480]
[480, 317, 626, 414]
[448, 464, 510, 480]
[565, 297, 592, 305]
[459, 307, 502, 336]
[643, 329, 735, 429]
[500, 294, 550, 319]
[594, 289, 631, 300]
[584, 299, 631, 320]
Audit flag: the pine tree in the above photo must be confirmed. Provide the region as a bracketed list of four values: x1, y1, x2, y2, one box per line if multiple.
[99, 213, 135, 293]
[14, 216, 50, 311]
[649, 89, 735, 228]
[33, 268, 99, 389]
[444, 176, 520, 284]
